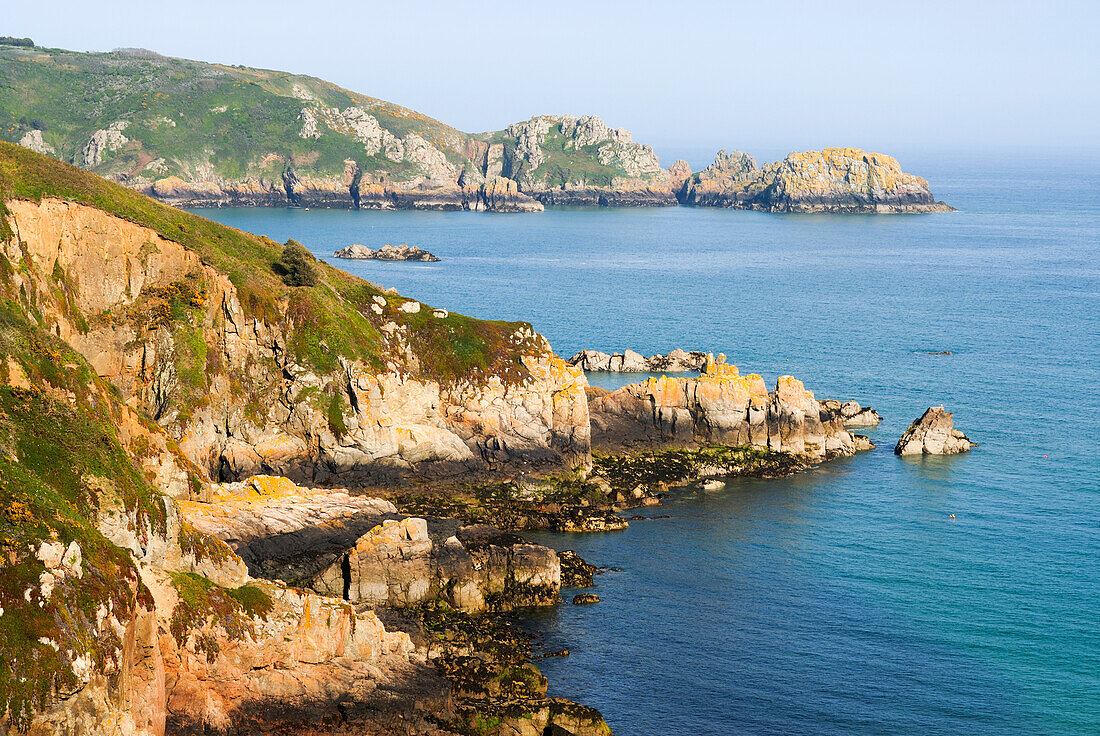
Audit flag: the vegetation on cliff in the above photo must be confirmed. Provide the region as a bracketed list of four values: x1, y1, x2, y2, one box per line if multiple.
[0, 303, 161, 728]
[0, 140, 545, 387]
[0, 43, 666, 207]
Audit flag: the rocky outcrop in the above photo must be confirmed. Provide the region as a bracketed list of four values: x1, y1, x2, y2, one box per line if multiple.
[496, 114, 678, 207]
[2, 196, 591, 489]
[569, 348, 708, 373]
[680, 147, 954, 213]
[895, 406, 974, 455]
[335, 242, 441, 262]
[677, 149, 759, 206]
[313, 517, 561, 612]
[589, 354, 870, 459]
[820, 399, 882, 427]
[17, 129, 54, 155]
[80, 121, 129, 167]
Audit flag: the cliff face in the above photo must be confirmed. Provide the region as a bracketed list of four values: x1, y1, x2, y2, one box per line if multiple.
[0, 142, 606, 735]
[485, 114, 678, 206]
[589, 355, 869, 458]
[0, 297, 435, 736]
[0, 143, 590, 492]
[680, 147, 953, 213]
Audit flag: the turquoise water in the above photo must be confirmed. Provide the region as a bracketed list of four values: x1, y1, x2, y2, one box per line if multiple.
[190, 151, 1100, 735]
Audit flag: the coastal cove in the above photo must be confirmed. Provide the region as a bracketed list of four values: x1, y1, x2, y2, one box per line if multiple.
[191, 149, 1100, 735]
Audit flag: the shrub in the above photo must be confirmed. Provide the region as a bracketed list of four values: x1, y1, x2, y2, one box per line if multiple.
[274, 239, 317, 287]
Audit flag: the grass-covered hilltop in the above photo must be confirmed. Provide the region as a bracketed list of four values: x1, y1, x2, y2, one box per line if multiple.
[0, 40, 951, 213]
[0, 42, 673, 210]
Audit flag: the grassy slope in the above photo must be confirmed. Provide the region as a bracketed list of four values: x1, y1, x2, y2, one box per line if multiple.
[0, 43, 653, 190]
[0, 140, 539, 386]
[0, 45, 471, 182]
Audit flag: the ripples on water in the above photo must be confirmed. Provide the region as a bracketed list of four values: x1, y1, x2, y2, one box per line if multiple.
[192, 150, 1099, 735]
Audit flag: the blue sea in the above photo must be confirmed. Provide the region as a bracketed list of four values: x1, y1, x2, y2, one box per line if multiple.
[190, 149, 1100, 735]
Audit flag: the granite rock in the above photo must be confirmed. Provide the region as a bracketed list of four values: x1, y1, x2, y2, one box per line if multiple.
[895, 406, 974, 455]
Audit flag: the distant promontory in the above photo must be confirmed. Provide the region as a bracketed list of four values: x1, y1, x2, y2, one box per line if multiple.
[0, 42, 951, 214]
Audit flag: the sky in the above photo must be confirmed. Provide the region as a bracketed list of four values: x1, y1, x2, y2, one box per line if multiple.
[6, 0, 1098, 163]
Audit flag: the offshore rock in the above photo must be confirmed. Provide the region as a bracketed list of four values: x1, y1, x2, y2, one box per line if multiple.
[820, 399, 882, 427]
[895, 406, 975, 455]
[681, 147, 953, 213]
[313, 518, 561, 612]
[589, 353, 869, 459]
[334, 242, 441, 262]
[558, 550, 597, 587]
[569, 348, 708, 373]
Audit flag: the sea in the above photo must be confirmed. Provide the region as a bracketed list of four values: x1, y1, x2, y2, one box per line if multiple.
[190, 148, 1099, 735]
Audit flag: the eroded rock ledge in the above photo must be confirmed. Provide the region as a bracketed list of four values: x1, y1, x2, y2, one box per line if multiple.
[589, 354, 875, 458]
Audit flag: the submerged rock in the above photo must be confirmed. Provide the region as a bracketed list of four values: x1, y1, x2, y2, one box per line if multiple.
[895, 406, 975, 455]
[572, 593, 600, 605]
[334, 242, 441, 261]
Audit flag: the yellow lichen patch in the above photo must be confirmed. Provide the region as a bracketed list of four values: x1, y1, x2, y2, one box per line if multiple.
[246, 474, 297, 497]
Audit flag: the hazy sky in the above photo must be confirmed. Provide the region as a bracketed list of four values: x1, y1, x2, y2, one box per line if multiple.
[7, 1, 1098, 161]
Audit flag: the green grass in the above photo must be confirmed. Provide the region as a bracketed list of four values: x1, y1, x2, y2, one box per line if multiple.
[0, 46, 653, 195]
[0, 302, 166, 730]
[0, 140, 543, 386]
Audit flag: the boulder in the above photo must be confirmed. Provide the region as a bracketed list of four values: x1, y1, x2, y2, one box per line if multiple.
[895, 407, 975, 455]
[313, 518, 561, 612]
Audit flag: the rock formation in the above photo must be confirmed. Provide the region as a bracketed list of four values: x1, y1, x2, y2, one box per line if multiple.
[1, 183, 591, 488]
[680, 147, 953, 213]
[313, 518, 561, 612]
[589, 354, 871, 458]
[820, 399, 882, 427]
[569, 348, 709, 373]
[895, 406, 975, 455]
[334, 242, 441, 262]
[490, 114, 679, 207]
[0, 141, 608, 736]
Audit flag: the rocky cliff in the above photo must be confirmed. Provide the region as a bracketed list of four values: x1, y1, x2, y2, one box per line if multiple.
[679, 148, 953, 213]
[0, 142, 608, 734]
[0, 143, 591, 491]
[589, 354, 871, 458]
[481, 114, 678, 206]
[0, 45, 671, 213]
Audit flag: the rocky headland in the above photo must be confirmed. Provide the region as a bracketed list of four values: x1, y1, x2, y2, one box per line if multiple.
[0, 142, 891, 736]
[679, 147, 954, 213]
[1, 44, 951, 216]
[334, 243, 441, 262]
[895, 406, 975, 455]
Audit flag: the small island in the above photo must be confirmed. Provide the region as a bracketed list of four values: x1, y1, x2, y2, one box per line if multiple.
[333, 242, 441, 262]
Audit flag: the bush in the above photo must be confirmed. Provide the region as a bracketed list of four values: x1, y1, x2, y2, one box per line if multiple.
[274, 240, 317, 287]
